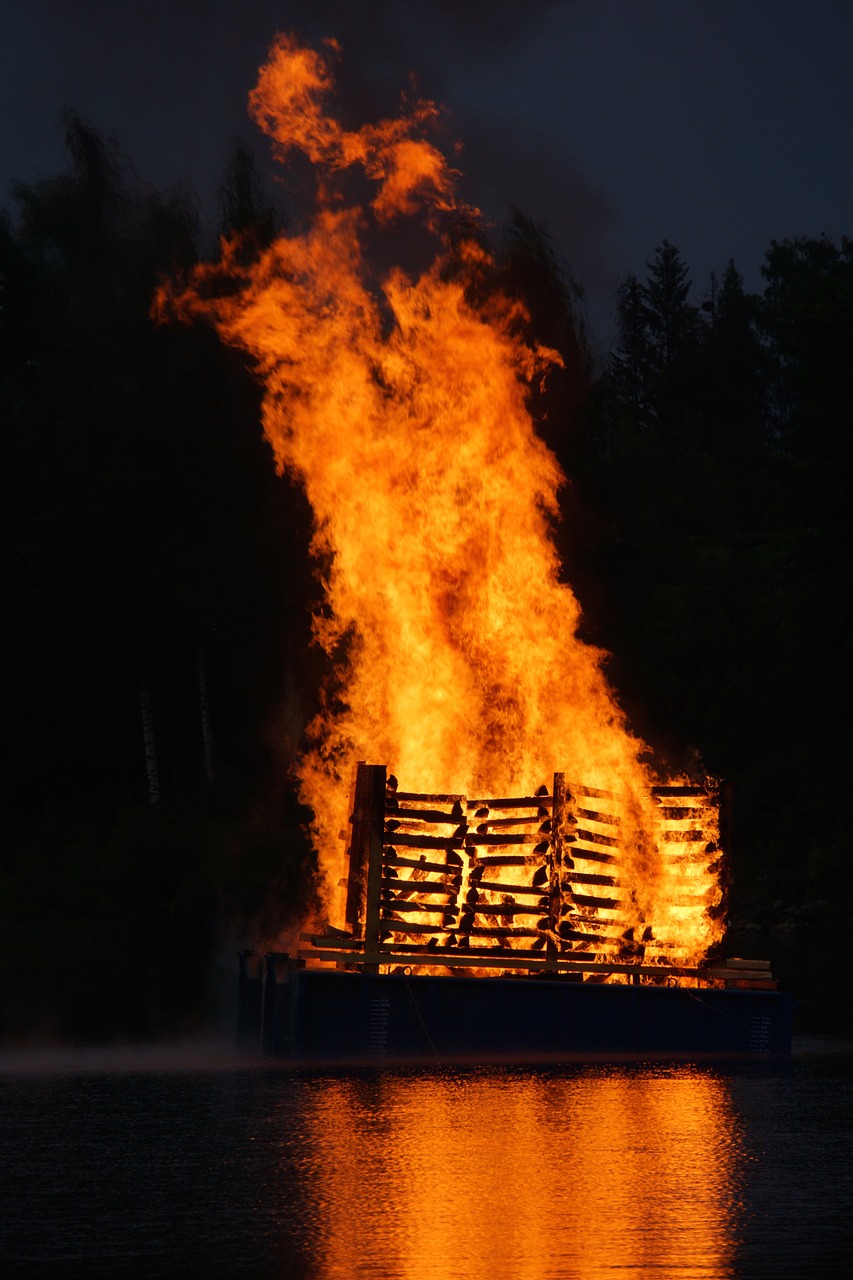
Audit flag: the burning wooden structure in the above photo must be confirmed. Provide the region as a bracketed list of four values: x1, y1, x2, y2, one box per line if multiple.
[238, 764, 794, 1060]
[305, 763, 735, 980]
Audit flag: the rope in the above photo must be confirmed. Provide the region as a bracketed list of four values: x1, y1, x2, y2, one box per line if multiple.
[403, 971, 441, 1060]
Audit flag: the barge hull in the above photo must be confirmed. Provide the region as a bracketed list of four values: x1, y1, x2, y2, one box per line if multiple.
[242, 965, 794, 1062]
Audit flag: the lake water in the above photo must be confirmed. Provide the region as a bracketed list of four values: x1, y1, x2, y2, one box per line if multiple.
[1, 1037, 851, 1278]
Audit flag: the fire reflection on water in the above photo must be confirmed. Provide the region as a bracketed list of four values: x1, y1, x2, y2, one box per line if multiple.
[293, 1067, 742, 1279]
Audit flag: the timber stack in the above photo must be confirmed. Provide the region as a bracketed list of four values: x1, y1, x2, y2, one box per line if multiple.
[239, 764, 794, 1061]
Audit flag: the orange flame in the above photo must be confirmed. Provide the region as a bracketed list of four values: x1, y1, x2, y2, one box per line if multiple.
[156, 35, 724, 966]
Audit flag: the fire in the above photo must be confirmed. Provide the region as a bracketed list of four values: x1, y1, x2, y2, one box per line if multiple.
[156, 35, 724, 968]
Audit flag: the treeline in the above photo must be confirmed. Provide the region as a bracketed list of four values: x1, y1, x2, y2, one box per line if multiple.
[564, 237, 852, 1026]
[1, 119, 320, 1040]
[1, 118, 850, 1038]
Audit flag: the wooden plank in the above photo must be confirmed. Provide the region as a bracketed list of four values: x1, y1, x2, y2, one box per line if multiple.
[381, 900, 455, 914]
[385, 853, 459, 874]
[725, 957, 771, 970]
[379, 896, 455, 906]
[543, 771, 568, 971]
[382, 871, 459, 888]
[387, 808, 465, 825]
[573, 828, 621, 848]
[467, 796, 551, 810]
[564, 871, 618, 887]
[553, 926, 609, 945]
[569, 892, 622, 910]
[297, 947, 708, 981]
[394, 790, 465, 803]
[661, 829, 707, 842]
[576, 808, 620, 827]
[565, 846, 617, 867]
[467, 902, 546, 917]
[375, 941, 536, 956]
[704, 967, 775, 983]
[363, 764, 387, 970]
[465, 833, 545, 846]
[559, 913, 633, 935]
[387, 832, 464, 850]
[475, 880, 545, 897]
[344, 762, 372, 932]
[378, 920, 450, 935]
[475, 816, 550, 831]
[474, 853, 541, 867]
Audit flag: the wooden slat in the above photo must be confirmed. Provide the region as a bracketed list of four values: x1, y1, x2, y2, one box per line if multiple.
[394, 791, 465, 802]
[363, 763, 387, 969]
[467, 796, 550, 810]
[382, 887, 457, 901]
[384, 853, 458, 874]
[466, 833, 545, 846]
[553, 926, 609, 945]
[569, 892, 622, 910]
[467, 902, 547, 917]
[381, 900, 455, 914]
[573, 827, 621, 848]
[473, 853, 541, 867]
[576, 808, 620, 827]
[475, 880, 545, 897]
[704, 967, 775, 983]
[566, 846, 617, 867]
[564, 871, 618, 887]
[298, 947, 707, 981]
[383, 870, 460, 887]
[464, 925, 542, 938]
[378, 920, 450, 935]
[387, 808, 464, 825]
[475, 816, 548, 831]
[345, 763, 372, 931]
[387, 832, 464, 850]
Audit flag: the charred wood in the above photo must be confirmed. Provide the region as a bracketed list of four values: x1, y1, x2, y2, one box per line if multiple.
[395, 791, 465, 803]
[384, 853, 459, 874]
[388, 832, 465, 850]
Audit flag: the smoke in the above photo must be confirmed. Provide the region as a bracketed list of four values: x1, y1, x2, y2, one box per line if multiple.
[2, 0, 614, 331]
[0, 1039, 246, 1076]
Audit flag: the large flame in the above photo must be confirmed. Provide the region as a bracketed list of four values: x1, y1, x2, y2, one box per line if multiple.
[156, 35, 723, 964]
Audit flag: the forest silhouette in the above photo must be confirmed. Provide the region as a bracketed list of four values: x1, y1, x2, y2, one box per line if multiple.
[2, 119, 850, 1039]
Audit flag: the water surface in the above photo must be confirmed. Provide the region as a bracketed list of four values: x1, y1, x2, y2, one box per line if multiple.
[2, 1038, 851, 1278]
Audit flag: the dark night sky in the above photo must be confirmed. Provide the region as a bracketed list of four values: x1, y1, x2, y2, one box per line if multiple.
[2, 0, 852, 346]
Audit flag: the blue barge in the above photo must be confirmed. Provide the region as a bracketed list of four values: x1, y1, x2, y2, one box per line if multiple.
[239, 958, 794, 1061]
[239, 764, 793, 1060]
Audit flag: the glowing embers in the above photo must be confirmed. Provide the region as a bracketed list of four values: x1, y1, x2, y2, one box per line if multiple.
[322, 762, 726, 984]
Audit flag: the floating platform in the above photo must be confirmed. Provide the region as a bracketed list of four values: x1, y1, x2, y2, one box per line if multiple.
[240, 765, 793, 1061]
[239, 958, 795, 1062]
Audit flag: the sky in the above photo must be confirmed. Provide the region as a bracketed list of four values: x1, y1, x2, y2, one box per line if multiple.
[2, 0, 852, 348]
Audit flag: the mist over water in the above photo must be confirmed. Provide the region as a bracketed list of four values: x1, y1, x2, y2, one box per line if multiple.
[2, 1038, 852, 1278]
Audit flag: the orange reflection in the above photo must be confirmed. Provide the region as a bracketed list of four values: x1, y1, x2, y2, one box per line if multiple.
[295, 1068, 739, 1280]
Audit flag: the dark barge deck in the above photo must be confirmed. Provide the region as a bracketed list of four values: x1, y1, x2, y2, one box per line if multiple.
[239, 960, 795, 1062]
